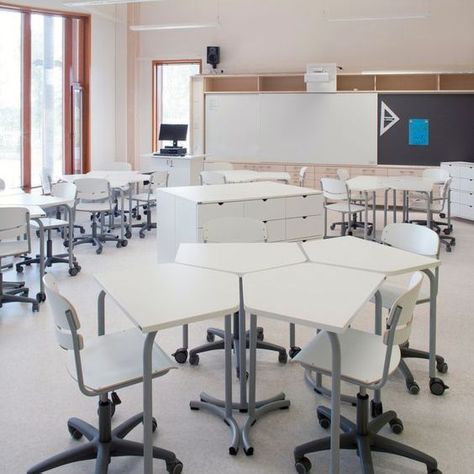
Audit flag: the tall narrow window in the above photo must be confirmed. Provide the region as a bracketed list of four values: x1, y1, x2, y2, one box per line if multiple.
[153, 60, 201, 152]
[0, 9, 22, 187]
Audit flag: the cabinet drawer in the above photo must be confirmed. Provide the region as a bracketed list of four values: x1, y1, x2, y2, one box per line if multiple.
[451, 177, 463, 190]
[452, 203, 474, 220]
[244, 198, 285, 221]
[389, 168, 423, 177]
[256, 164, 286, 172]
[452, 190, 474, 206]
[317, 166, 340, 175]
[265, 220, 286, 242]
[286, 216, 323, 240]
[462, 165, 474, 180]
[462, 178, 474, 192]
[197, 202, 244, 227]
[442, 163, 461, 178]
[355, 167, 387, 176]
[286, 194, 323, 218]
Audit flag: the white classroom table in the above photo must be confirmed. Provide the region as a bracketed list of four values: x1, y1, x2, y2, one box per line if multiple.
[243, 262, 385, 474]
[0, 193, 76, 300]
[175, 242, 307, 454]
[215, 169, 291, 184]
[94, 263, 240, 473]
[301, 236, 445, 396]
[62, 171, 150, 243]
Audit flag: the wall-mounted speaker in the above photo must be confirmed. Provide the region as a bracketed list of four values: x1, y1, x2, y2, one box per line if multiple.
[207, 46, 220, 69]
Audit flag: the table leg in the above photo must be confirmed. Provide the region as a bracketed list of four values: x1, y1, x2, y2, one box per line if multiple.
[393, 189, 397, 222]
[427, 191, 432, 229]
[98, 290, 106, 336]
[364, 191, 369, 240]
[120, 189, 125, 242]
[239, 277, 247, 409]
[65, 205, 74, 270]
[327, 332, 341, 474]
[143, 331, 157, 474]
[371, 191, 376, 241]
[384, 189, 388, 228]
[34, 218, 46, 301]
[373, 290, 383, 409]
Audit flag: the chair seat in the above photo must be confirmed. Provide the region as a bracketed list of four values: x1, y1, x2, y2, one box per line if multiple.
[294, 328, 400, 386]
[0, 241, 29, 258]
[371, 281, 430, 309]
[31, 218, 69, 230]
[409, 198, 443, 213]
[132, 193, 156, 203]
[76, 202, 111, 213]
[325, 202, 366, 214]
[67, 328, 177, 394]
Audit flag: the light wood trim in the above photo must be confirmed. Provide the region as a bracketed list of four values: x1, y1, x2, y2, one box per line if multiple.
[0, 2, 88, 19]
[375, 74, 439, 91]
[21, 12, 31, 191]
[80, 16, 91, 173]
[439, 73, 474, 91]
[64, 17, 73, 175]
[337, 74, 375, 91]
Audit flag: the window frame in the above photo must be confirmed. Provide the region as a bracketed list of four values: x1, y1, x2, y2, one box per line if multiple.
[152, 59, 202, 153]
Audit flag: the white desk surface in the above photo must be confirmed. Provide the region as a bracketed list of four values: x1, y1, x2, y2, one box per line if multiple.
[0, 203, 46, 218]
[215, 170, 291, 184]
[142, 154, 205, 161]
[301, 236, 440, 276]
[62, 172, 149, 188]
[0, 192, 72, 210]
[94, 263, 240, 333]
[160, 182, 321, 204]
[346, 176, 390, 192]
[243, 262, 385, 333]
[347, 175, 437, 193]
[175, 242, 307, 276]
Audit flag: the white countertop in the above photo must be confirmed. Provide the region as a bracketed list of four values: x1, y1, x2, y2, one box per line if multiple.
[159, 182, 321, 204]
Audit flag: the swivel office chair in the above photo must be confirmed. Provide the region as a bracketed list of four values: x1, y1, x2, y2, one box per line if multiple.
[0, 207, 39, 312]
[180, 217, 288, 369]
[294, 272, 441, 474]
[28, 274, 182, 474]
[378, 223, 449, 396]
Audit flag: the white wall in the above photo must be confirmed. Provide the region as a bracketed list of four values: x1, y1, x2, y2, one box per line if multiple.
[134, 0, 474, 158]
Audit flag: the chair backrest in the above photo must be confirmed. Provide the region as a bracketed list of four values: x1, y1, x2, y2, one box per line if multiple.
[422, 168, 450, 182]
[299, 167, 308, 187]
[0, 178, 6, 192]
[52, 182, 77, 201]
[41, 171, 54, 195]
[149, 171, 169, 189]
[74, 178, 111, 202]
[0, 207, 31, 256]
[203, 217, 268, 243]
[200, 171, 226, 185]
[381, 223, 439, 257]
[96, 162, 132, 171]
[437, 177, 452, 212]
[336, 168, 350, 182]
[320, 177, 348, 201]
[204, 162, 234, 171]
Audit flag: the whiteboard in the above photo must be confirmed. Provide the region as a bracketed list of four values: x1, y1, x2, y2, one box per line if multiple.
[205, 93, 378, 165]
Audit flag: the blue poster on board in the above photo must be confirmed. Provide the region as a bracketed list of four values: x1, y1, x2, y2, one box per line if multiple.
[409, 118, 429, 146]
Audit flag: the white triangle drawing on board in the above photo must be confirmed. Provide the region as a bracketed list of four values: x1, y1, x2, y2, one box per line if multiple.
[380, 101, 400, 136]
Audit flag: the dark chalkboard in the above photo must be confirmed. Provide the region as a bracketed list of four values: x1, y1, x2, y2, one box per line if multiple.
[378, 94, 474, 166]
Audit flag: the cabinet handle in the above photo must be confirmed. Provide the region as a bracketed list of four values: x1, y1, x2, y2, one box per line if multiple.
[302, 216, 307, 219]
[218, 202, 224, 206]
[262, 198, 268, 202]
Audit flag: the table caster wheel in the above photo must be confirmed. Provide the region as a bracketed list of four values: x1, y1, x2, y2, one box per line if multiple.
[172, 348, 188, 364]
[317, 411, 330, 430]
[74, 263, 81, 272]
[229, 446, 239, 456]
[125, 231, 132, 239]
[389, 417, 404, 434]
[67, 424, 83, 440]
[330, 224, 336, 230]
[371, 400, 383, 418]
[36, 292, 46, 303]
[69, 267, 79, 277]
[437, 361, 448, 374]
[189, 353, 200, 366]
[257, 327, 264, 341]
[244, 446, 254, 456]
[16, 264, 24, 273]
[206, 331, 215, 342]
[406, 380, 420, 395]
[278, 350, 288, 364]
[136, 215, 142, 221]
[166, 461, 183, 474]
[295, 456, 312, 473]
[430, 377, 448, 396]
[289, 346, 301, 358]
[32, 303, 40, 312]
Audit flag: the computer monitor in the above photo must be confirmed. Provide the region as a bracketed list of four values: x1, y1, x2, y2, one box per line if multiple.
[159, 124, 188, 147]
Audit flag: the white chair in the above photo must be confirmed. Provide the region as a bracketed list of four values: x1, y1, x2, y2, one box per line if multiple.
[320, 177, 367, 237]
[299, 167, 308, 187]
[131, 171, 169, 238]
[73, 178, 121, 254]
[183, 217, 288, 370]
[409, 178, 455, 252]
[422, 167, 450, 181]
[377, 223, 448, 395]
[0, 207, 39, 312]
[96, 162, 132, 171]
[204, 161, 234, 171]
[27, 274, 182, 474]
[200, 170, 226, 185]
[53, 181, 86, 236]
[16, 182, 81, 277]
[336, 168, 350, 182]
[294, 273, 441, 474]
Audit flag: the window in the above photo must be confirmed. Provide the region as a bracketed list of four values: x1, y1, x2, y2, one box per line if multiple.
[153, 60, 201, 152]
[0, 5, 89, 191]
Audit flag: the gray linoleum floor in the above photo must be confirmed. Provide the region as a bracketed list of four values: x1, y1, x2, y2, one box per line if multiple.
[0, 211, 472, 474]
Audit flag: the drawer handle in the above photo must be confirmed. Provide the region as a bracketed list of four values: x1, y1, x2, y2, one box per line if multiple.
[262, 198, 268, 202]
[302, 195, 307, 198]
[302, 216, 307, 219]
[263, 220, 268, 224]
[218, 202, 224, 206]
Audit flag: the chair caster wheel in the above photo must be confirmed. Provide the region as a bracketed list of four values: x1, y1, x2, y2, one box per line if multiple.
[295, 456, 312, 473]
[244, 446, 254, 456]
[289, 346, 301, 358]
[125, 231, 132, 239]
[69, 267, 79, 277]
[64, 240, 69, 247]
[16, 264, 24, 273]
[229, 446, 239, 456]
[32, 303, 40, 312]
[139, 233, 145, 239]
[330, 224, 336, 230]
[206, 332, 215, 342]
[437, 361, 448, 374]
[406, 380, 420, 395]
[96, 247, 103, 255]
[74, 263, 81, 272]
[166, 461, 183, 474]
[389, 417, 404, 434]
[430, 377, 449, 396]
[257, 327, 264, 341]
[80, 228, 85, 234]
[189, 353, 200, 366]
[278, 350, 288, 364]
[67, 424, 83, 440]
[121, 239, 128, 247]
[371, 400, 383, 418]
[36, 292, 46, 303]
[317, 412, 331, 430]
[172, 348, 188, 364]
